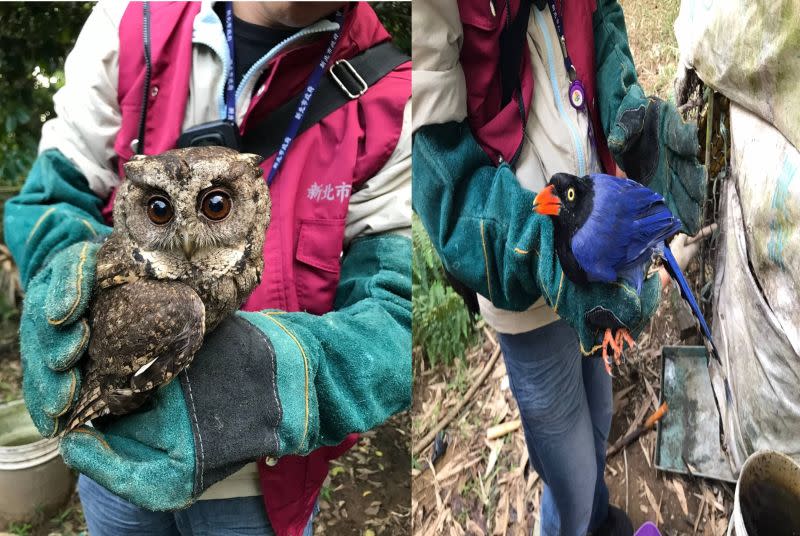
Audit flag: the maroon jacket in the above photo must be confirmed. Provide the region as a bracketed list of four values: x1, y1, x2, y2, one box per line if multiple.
[458, 0, 615, 172]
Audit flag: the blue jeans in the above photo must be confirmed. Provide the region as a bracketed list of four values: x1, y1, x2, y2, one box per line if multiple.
[78, 474, 315, 536]
[499, 319, 613, 536]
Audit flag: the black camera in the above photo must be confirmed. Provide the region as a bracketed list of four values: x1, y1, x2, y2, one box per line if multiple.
[176, 120, 241, 150]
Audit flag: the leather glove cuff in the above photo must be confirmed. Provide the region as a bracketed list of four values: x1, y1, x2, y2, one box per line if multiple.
[179, 315, 282, 494]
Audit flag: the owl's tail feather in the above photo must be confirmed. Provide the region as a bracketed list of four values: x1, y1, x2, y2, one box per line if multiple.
[64, 386, 109, 434]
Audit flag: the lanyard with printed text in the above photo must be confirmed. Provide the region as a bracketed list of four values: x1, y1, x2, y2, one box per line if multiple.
[545, 0, 585, 110]
[224, 3, 345, 186]
[224, 2, 237, 122]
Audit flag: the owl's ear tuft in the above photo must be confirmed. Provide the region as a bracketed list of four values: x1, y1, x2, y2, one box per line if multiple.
[123, 157, 147, 183]
[236, 153, 264, 167]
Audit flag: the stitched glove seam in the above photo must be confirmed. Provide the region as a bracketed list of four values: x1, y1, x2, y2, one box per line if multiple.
[181, 369, 206, 494]
[232, 315, 282, 452]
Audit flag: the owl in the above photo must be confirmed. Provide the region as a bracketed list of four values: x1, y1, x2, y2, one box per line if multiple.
[64, 146, 270, 433]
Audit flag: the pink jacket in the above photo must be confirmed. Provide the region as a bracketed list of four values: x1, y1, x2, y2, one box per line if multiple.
[104, 2, 410, 534]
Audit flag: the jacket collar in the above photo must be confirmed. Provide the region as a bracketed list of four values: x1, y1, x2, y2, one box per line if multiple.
[192, 1, 340, 120]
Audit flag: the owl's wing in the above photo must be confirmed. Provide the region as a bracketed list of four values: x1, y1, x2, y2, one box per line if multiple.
[65, 280, 205, 432]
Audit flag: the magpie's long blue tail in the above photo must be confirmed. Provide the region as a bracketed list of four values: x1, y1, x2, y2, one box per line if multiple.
[663, 246, 721, 362]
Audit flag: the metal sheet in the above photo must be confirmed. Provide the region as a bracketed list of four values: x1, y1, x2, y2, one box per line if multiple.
[655, 345, 736, 483]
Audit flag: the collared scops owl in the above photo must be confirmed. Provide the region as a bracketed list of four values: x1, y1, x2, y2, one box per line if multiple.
[65, 146, 270, 433]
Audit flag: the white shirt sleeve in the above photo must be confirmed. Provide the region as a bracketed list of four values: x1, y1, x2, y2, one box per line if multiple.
[411, 0, 467, 131]
[38, 1, 127, 198]
[343, 99, 412, 247]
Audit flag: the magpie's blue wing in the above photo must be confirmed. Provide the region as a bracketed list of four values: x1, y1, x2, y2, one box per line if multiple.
[570, 174, 681, 288]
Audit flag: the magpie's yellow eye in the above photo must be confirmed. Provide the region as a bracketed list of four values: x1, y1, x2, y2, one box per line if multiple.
[567, 187, 576, 201]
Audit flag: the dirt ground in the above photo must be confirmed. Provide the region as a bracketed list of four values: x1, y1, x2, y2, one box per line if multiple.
[316, 412, 412, 535]
[411, 284, 733, 536]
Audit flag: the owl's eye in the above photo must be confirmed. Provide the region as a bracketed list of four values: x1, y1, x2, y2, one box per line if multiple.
[566, 187, 576, 202]
[200, 189, 232, 221]
[147, 196, 174, 225]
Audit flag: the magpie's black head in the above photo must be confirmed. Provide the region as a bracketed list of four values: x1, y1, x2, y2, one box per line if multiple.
[533, 173, 596, 285]
[533, 173, 595, 237]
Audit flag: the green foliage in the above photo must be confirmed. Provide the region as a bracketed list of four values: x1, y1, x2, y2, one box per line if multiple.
[0, 2, 92, 186]
[0, 3, 407, 188]
[8, 522, 32, 536]
[0, 295, 18, 325]
[372, 2, 411, 55]
[412, 214, 477, 366]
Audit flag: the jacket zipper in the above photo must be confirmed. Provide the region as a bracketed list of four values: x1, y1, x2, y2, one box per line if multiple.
[533, 7, 586, 176]
[222, 21, 340, 121]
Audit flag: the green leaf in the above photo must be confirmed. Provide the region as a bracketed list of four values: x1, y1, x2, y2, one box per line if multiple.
[0, 2, 92, 187]
[5, 114, 16, 134]
[412, 214, 478, 366]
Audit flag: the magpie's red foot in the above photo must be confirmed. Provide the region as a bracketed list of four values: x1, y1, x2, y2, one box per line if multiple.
[601, 328, 635, 376]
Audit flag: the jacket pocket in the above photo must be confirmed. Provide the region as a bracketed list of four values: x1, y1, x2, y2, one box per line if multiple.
[295, 218, 346, 315]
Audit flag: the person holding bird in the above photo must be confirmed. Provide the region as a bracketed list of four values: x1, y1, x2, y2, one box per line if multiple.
[5, 2, 411, 535]
[413, 0, 706, 534]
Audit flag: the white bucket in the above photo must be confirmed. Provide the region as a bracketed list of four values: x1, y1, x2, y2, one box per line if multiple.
[727, 450, 800, 536]
[0, 399, 74, 524]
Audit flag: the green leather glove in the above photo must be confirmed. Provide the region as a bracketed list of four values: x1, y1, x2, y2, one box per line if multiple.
[59, 314, 281, 511]
[6, 150, 112, 437]
[606, 91, 706, 235]
[413, 121, 661, 355]
[60, 380, 198, 511]
[531, 230, 661, 355]
[594, 0, 706, 235]
[20, 242, 100, 437]
[60, 234, 411, 511]
[5, 149, 110, 287]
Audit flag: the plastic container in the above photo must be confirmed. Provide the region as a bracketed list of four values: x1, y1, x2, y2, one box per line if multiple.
[728, 450, 800, 536]
[0, 399, 74, 524]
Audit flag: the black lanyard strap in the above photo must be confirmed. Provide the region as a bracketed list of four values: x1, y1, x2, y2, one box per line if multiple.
[241, 42, 409, 158]
[499, 0, 532, 169]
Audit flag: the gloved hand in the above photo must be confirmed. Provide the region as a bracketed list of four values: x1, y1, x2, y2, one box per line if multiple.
[60, 380, 196, 510]
[593, 0, 706, 235]
[413, 121, 661, 356]
[514, 214, 661, 356]
[59, 232, 410, 512]
[60, 315, 282, 511]
[606, 90, 706, 235]
[20, 241, 101, 437]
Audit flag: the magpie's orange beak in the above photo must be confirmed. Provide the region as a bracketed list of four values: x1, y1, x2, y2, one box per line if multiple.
[533, 185, 561, 216]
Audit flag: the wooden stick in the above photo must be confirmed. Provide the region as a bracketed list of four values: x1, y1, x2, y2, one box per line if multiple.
[607, 403, 668, 458]
[482, 326, 498, 348]
[487, 420, 521, 441]
[693, 496, 707, 535]
[684, 223, 718, 246]
[624, 447, 629, 514]
[412, 344, 502, 455]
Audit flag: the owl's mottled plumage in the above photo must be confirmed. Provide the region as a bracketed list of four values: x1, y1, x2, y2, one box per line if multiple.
[65, 147, 270, 432]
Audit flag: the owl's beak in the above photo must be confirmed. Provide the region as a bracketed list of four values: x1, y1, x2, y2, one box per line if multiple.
[182, 232, 196, 259]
